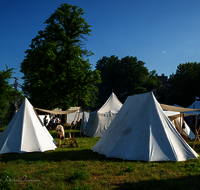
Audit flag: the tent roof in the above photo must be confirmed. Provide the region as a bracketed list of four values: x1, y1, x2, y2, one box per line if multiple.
[34, 107, 81, 115]
[98, 92, 122, 114]
[0, 98, 57, 154]
[92, 92, 198, 161]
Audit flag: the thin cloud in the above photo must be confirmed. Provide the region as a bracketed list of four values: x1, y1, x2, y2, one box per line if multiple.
[163, 51, 167, 54]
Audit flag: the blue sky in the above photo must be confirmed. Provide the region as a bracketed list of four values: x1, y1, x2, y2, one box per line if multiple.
[1, 0, 200, 87]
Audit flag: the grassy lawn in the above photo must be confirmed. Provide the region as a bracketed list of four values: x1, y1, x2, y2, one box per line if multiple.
[0, 125, 200, 190]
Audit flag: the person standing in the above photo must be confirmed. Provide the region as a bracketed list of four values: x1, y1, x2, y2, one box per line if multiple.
[51, 117, 56, 130]
[43, 115, 48, 126]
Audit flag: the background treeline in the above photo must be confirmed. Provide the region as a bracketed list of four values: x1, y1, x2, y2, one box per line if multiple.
[156, 62, 200, 107]
[1, 3, 200, 119]
[92, 55, 161, 111]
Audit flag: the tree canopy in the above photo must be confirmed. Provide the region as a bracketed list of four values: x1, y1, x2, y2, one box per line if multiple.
[20, 3, 101, 111]
[165, 62, 200, 107]
[95, 55, 161, 108]
[0, 66, 20, 117]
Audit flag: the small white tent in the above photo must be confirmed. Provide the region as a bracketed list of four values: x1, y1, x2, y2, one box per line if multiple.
[0, 98, 57, 154]
[92, 92, 198, 161]
[84, 92, 122, 137]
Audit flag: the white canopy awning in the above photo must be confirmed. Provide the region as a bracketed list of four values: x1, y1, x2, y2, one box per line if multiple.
[34, 107, 81, 115]
[160, 104, 200, 112]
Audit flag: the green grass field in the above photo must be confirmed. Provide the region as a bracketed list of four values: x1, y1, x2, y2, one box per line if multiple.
[0, 125, 200, 190]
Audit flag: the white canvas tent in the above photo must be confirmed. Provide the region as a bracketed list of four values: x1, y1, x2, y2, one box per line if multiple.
[92, 92, 198, 161]
[81, 112, 90, 133]
[0, 98, 57, 154]
[84, 92, 122, 137]
[163, 111, 195, 139]
[67, 109, 83, 125]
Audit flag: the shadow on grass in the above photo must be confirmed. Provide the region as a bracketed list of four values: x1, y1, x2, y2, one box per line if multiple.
[113, 174, 200, 190]
[0, 149, 111, 163]
[0, 138, 199, 164]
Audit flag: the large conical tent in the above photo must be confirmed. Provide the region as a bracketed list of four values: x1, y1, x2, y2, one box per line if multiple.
[83, 92, 122, 137]
[0, 98, 57, 154]
[92, 92, 198, 161]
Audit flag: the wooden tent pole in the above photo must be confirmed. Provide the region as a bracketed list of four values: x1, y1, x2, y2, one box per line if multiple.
[180, 112, 182, 134]
[193, 125, 200, 149]
[72, 111, 78, 124]
[195, 113, 197, 138]
[73, 109, 80, 138]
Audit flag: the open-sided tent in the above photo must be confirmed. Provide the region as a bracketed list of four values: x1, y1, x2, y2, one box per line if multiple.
[92, 92, 198, 161]
[163, 111, 195, 139]
[0, 98, 57, 154]
[35, 107, 81, 115]
[67, 109, 83, 125]
[83, 92, 122, 137]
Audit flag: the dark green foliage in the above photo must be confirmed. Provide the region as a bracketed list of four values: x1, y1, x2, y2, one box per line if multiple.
[20, 3, 101, 111]
[0, 66, 20, 117]
[68, 170, 90, 182]
[156, 62, 200, 106]
[95, 55, 161, 107]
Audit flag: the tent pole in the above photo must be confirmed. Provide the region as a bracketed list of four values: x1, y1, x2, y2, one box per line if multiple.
[73, 110, 80, 138]
[180, 112, 182, 134]
[72, 112, 78, 124]
[193, 125, 200, 149]
[195, 113, 197, 138]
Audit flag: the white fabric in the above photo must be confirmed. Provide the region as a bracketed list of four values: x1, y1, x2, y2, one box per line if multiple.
[164, 111, 195, 139]
[81, 112, 90, 133]
[84, 92, 122, 137]
[98, 92, 123, 114]
[34, 107, 81, 115]
[92, 92, 198, 161]
[67, 112, 83, 125]
[0, 98, 57, 154]
[84, 112, 116, 137]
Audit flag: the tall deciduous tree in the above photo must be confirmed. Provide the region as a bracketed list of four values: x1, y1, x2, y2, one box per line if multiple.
[20, 4, 101, 112]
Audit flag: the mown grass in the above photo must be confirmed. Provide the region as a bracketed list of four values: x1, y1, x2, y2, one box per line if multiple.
[0, 126, 200, 190]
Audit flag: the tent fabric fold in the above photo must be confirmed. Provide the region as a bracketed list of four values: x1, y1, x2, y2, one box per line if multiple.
[0, 98, 57, 154]
[92, 92, 198, 161]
